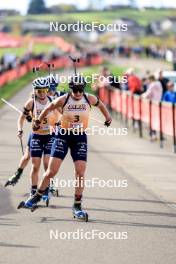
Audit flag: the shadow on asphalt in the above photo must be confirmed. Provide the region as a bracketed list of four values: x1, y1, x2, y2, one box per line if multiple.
[38, 214, 176, 230]
[46, 204, 176, 218]
[0, 242, 37, 248]
[59, 194, 176, 205]
[0, 184, 17, 217]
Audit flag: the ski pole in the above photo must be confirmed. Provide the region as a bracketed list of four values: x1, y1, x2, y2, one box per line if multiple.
[19, 137, 24, 155]
[1, 98, 22, 114]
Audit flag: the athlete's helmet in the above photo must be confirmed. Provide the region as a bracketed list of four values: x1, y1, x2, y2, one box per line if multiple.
[47, 75, 59, 92]
[69, 74, 86, 90]
[32, 77, 50, 89]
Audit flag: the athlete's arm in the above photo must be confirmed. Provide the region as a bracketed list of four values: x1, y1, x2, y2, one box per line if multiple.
[38, 95, 66, 123]
[17, 99, 33, 137]
[88, 94, 112, 126]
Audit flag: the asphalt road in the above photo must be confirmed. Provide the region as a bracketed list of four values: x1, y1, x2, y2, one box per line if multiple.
[0, 83, 176, 264]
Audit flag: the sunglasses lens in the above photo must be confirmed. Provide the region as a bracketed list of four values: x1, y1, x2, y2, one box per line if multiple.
[37, 89, 48, 93]
[73, 88, 83, 93]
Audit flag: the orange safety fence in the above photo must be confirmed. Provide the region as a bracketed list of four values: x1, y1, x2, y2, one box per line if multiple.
[133, 95, 140, 121]
[98, 86, 176, 152]
[161, 103, 174, 136]
[151, 101, 160, 132]
[141, 98, 150, 124]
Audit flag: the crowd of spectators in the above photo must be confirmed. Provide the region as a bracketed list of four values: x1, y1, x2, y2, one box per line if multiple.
[102, 44, 176, 70]
[93, 66, 176, 140]
[0, 52, 47, 75]
[94, 66, 176, 104]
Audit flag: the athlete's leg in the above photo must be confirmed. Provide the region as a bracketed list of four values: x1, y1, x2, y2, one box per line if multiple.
[74, 160, 87, 196]
[42, 154, 51, 195]
[70, 132, 88, 209]
[43, 154, 50, 171]
[18, 146, 30, 169]
[22, 132, 68, 206]
[29, 133, 43, 193]
[38, 157, 62, 191]
[38, 131, 69, 191]
[42, 134, 55, 171]
[30, 157, 41, 186]
[18, 133, 32, 170]
[72, 160, 88, 220]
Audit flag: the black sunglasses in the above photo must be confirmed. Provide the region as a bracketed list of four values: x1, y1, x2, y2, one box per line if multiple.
[72, 88, 84, 93]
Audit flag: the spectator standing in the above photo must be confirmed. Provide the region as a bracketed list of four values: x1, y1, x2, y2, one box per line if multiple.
[163, 81, 176, 103]
[142, 75, 163, 101]
[126, 68, 142, 95]
[155, 70, 169, 96]
[142, 75, 163, 140]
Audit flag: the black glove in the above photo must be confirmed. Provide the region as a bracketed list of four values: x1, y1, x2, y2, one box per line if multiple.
[104, 119, 112, 127]
[26, 115, 32, 122]
[33, 120, 41, 131]
[17, 130, 23, 138]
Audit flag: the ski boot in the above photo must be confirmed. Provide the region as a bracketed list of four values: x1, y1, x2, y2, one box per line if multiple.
[4, 168, 23, 187]
[72, 203, 88, 222]
[17, 192, 42, 212]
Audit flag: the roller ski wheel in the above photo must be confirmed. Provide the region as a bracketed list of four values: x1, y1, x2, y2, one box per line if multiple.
[46, 199, 49, 207]
[31, 204, 38, 212]
[17, 200, 37, 211]
[4, 174, 20, 187]
[72, 205, 89, 222]
[18, 193, 41, 210]
[73, 212, 88, 222]
[49, 187, 59, 197]
[42, 194, 50, 207]
[17, 201, 25, 209]
[4, 169, 23, 187]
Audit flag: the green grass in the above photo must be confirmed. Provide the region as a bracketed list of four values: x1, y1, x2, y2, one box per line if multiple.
[0, 43, 56, 57]
[5, 9, 176, 27]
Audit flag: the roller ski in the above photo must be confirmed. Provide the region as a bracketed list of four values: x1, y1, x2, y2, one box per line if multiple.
[42, 187, 50, 207]
[17, 192, 42, 212]
[4, 168, 23, 187]
[49, 185, 59, 197]
[72, 203, 89, 222]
